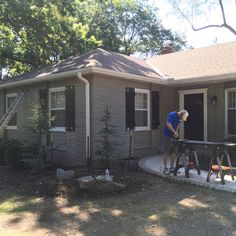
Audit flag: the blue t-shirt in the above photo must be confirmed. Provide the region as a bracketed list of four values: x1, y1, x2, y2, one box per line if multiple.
[164, 111, 181, 138]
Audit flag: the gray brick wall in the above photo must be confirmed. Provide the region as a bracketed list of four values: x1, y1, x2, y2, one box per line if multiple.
[1, 78, 86, 166]
[90, 75, 167, 160]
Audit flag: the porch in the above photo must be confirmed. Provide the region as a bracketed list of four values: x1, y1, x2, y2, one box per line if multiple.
[139, 155, 236, 193]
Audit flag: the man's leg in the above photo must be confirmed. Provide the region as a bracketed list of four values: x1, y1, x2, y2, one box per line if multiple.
[169, 152, 176, 172]
[163, 153, 168, 168]
[170, 152, 176, 168]
[162, 136, 170, 174]
[162, 153, 170, 175]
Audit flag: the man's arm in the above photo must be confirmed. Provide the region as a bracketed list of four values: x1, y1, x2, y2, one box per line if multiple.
[166, 122, 178, 137]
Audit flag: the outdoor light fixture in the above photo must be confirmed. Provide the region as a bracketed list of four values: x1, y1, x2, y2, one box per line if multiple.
[211, 95, 217, 106]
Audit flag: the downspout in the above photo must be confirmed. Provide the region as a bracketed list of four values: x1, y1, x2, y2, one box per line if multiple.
[77, 72, 90, 160]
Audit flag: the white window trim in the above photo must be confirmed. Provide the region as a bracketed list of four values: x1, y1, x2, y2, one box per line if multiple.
[6, 93, 18, 130]
[134, 88, 150, 131]
[225, 87, 236, 137]
[179, 88, 208, 141]
[49, 87, 66, 132]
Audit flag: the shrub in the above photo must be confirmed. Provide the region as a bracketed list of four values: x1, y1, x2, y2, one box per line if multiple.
[21, 142, 41, 169]
[4, 139, 24, 170]
[0, 138, 7, 165]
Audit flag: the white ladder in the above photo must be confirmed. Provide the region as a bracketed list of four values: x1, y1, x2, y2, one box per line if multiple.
[0, 92, 24, 130]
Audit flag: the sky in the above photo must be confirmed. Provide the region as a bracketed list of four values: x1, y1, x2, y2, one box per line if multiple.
[150, 0, 236, 49]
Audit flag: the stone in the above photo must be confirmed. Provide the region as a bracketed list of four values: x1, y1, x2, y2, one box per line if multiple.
[77, 175, 126, 193]
[56, 168, 74, 180]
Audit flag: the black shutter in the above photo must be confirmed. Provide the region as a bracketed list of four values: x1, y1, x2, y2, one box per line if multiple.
[65, 85, 75, 132]
[152, 91, 160, 129]
[126, 87, 135, 130]
[38, 89, 47, 111]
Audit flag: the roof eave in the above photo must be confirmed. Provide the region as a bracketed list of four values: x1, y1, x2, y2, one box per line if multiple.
[0, 67, 173, 89]
[166, 72, 236, 86]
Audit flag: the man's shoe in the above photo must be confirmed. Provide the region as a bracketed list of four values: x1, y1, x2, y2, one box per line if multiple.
[163, 167, 170, 175]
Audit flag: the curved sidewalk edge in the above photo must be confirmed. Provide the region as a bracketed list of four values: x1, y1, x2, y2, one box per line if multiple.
[138, 155, 236, 193]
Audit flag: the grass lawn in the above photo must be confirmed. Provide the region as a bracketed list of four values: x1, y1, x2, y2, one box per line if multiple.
[0, 165, 236, 236]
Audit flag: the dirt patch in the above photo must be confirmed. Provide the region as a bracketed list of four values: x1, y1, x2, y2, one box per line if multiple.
[0, 166, 236, 236]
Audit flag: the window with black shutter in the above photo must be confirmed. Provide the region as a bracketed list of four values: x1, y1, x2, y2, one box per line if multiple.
[152, 91, 160, 129]
[49, 87, 65, 131]
[126, 87, 135, 130]
[65, 85, 75, 132]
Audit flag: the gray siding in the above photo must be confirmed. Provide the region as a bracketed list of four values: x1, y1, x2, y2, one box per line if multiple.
[90, 75, 174, 159]
[1, 72, 235, 165]
[1, 77, 86, 166]
[173, 78, 236, 142]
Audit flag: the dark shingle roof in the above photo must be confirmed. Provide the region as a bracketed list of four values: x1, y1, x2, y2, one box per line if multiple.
[147, 40, 236, 80]
[1, 48, 161, 85]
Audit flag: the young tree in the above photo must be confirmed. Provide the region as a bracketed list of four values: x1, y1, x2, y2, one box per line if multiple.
[27, 105, 51, 168]
[96, 106, 117, 168]
[168, 0, 236, 36]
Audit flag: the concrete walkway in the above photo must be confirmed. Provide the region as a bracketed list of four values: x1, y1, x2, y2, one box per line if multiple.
[139, 155, 236, 193]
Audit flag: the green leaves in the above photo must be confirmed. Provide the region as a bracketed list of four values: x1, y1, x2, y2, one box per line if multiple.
[0, 0, 100, 79]
[77, 0, 186, 56]
[0, 0, 186, 79]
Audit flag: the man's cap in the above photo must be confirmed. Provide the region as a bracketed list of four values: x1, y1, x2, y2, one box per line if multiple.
[180, 110, 189, 121]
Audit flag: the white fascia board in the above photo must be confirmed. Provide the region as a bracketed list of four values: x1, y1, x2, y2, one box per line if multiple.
[0, 68, 92, 89]
[0, 67, 171, 89]
[1, 66, 235, 89]
[166, 72, 236, 86]
[88, 67, 173, 84]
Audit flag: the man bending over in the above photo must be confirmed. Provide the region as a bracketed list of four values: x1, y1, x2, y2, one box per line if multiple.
[162, 110, 189, 175]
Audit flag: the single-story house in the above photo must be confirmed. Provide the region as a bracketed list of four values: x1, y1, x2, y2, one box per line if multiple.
[0, 41, 236, 166]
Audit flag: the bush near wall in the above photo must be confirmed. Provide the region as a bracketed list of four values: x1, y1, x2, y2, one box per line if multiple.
[4, 139, 24, 170]
[0, 138, 7, 165]
[1, 139, 41, 170]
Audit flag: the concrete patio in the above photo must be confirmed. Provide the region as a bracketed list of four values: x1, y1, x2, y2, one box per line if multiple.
[139, 155, 236, 193]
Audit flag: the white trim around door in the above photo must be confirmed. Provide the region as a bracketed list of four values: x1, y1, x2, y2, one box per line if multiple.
[178, 88, 208, 141]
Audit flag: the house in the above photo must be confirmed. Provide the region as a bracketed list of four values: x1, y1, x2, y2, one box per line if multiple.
[0, 41, 236, 166]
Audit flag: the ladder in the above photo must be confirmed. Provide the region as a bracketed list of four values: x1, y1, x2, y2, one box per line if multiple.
[0, 92, 24, 130]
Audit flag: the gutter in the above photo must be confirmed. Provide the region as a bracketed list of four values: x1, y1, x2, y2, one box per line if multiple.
[77, 72, 90, 160]
[0, 67, 172, 89]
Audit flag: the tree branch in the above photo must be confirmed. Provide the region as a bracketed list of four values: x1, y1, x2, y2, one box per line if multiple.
[191, 24, 224, 31]
[172, 0, 236, 36]
[6, 55, 38, 68]
[219, 0, 226, 24]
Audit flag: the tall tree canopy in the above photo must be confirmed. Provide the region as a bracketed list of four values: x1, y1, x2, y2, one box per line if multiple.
[0, 0, 101, 79]
[77, 0, 186, 56]
[0, 0, 186, 79]
[168, 0, 236, 36]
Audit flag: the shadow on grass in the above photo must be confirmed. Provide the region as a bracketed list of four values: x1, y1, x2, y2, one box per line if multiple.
[0, 166, 236, 236]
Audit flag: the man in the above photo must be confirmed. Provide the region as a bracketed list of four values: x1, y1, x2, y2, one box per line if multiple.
[162, 110, 189, 175]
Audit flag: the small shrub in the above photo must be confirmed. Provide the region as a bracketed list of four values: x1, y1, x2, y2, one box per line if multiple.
[4, 139, 24, 170]
[21, 142, 40, 169]
[0, 138, 7, 165]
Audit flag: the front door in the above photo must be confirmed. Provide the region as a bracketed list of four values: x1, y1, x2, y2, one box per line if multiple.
[184, 93, 204, 140]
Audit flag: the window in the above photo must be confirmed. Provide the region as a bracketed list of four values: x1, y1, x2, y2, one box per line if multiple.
[226, 88, 236, 136]
[49, 87, 65, 131]
[135, 89, 150, 131]
[6, 93, 17, 129]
